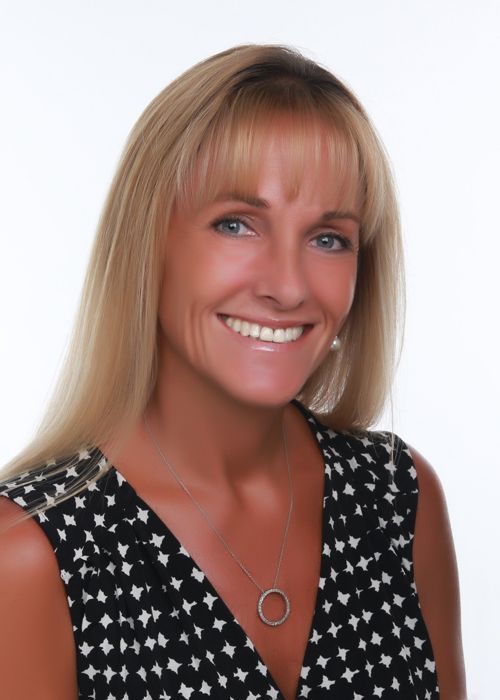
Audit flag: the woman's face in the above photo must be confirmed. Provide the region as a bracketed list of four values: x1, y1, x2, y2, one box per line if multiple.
[158, 121, 360, 408]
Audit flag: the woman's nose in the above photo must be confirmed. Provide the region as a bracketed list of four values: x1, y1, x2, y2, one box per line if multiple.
[253, 239, 308, 310]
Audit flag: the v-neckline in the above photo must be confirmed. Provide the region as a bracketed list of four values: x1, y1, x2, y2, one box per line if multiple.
[100, 400, 333, 700]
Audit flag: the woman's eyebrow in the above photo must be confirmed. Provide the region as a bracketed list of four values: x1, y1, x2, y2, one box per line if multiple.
[214, 191, 360, 223]
[215, 191, 269, 209]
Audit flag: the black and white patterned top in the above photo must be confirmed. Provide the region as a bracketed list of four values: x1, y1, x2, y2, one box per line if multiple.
[1, 401, 439, 698]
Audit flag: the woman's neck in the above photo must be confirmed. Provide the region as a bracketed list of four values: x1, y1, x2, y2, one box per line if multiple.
[145, 362, 291, 489]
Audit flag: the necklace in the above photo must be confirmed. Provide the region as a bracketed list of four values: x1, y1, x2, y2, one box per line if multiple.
[143, 413, 294, 627]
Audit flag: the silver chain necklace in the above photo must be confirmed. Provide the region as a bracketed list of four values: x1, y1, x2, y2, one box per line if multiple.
[143, 413, 294, 627]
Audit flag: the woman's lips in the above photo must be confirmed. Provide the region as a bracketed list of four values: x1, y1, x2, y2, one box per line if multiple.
[217, 314, 312, 346]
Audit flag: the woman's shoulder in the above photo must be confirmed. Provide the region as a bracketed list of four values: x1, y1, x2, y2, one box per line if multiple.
[324, 423, 446, 527]
[0, 447, 121, 609]
[307, 413, 423, 565]
[329, 425, 466, 692]
[0, 493, 60, 598]
[0, 492, 79, 698]
[0, 447, 118, 576]
[0, 447, 112, 517]
[0, 447, 108, 557]
[307, 408, 419, 496]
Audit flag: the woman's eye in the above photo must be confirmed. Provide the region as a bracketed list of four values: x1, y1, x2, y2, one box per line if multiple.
[212, 216, 251, 236]
[312, 232, 351, 252]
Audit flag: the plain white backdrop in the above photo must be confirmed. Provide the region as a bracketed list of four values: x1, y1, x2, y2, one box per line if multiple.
[1, 1, 498, 696]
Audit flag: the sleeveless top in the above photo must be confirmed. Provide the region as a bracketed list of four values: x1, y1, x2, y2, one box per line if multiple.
[1, 401, 439, 699]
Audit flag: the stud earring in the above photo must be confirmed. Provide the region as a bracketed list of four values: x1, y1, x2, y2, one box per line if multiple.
[330, 335, 341, 351]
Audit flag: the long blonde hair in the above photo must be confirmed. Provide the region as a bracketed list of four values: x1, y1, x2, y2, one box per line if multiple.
[0, 44, 404, 525]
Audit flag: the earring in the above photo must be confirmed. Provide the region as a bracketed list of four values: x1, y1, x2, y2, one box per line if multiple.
[330, 335, 341, 351]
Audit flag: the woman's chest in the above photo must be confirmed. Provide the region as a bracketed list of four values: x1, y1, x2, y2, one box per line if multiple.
[95, 419, 438, 697]
[146, 459, 326, 699]
[59, 476, 441, 698]
[105, 491, 435, 699]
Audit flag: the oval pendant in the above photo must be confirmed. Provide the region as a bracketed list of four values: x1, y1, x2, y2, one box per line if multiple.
[257, 587, 291, 626]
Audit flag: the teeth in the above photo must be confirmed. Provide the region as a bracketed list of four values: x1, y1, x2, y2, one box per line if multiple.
[223, 316, 305, 343]
[260, 327, 274, 342]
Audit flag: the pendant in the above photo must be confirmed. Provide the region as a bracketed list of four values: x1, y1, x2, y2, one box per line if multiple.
[257, 587, 291, 626]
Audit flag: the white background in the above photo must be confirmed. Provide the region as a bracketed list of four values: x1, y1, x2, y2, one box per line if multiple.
[1, 1, 498, 696]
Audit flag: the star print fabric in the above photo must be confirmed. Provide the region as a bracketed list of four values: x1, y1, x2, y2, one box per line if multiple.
[1, 401, 439, 698]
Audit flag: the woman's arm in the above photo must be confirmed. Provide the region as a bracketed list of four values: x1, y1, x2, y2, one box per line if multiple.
[0, 497, 78, 700]
[408, 445, 467, 699]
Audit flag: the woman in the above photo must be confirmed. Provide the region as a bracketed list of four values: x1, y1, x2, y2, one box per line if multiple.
[0, 44, 466, 699]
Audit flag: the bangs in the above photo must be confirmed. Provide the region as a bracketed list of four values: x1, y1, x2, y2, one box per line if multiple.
[174, 95, 367, 239]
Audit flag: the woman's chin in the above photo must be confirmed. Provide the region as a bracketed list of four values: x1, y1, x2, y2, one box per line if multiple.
[216, 378, 306, 410]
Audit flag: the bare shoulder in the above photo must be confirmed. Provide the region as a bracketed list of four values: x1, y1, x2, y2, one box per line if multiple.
[0, 495, 78, 699]
[406, 444, 468, 700]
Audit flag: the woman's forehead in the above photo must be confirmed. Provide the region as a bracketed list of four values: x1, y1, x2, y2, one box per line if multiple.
[176, 113, 363, 215]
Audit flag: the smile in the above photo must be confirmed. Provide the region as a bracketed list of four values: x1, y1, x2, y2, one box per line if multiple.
[220, 315, 307, 344]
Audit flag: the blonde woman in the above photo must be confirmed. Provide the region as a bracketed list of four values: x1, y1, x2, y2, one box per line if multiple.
[0, 45, 466, 699]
